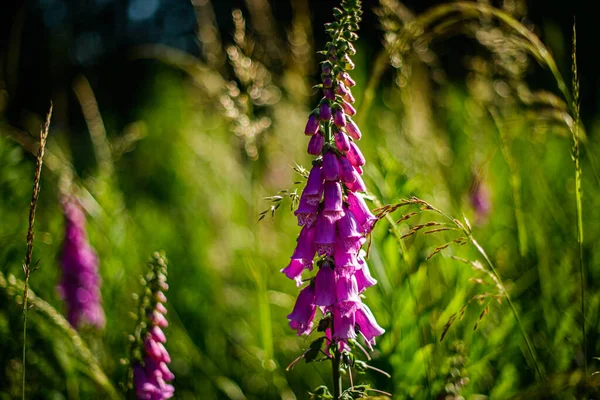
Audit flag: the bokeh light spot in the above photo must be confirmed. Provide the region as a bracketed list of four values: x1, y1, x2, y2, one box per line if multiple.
[127, 0, 160, 21]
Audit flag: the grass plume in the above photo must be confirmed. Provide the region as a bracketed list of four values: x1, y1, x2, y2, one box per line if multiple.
[571, 21, 587, 386]
[21, 103, 52, 399]
[376, 196, 545, 380]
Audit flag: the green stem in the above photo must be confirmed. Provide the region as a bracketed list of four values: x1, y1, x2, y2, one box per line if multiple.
[571, 23, 587, 385]
[576, 156, 586, 381]
[332, 345, 342, 400]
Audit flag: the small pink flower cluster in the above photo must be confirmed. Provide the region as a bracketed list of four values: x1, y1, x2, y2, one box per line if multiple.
[133, 254, 174, 400]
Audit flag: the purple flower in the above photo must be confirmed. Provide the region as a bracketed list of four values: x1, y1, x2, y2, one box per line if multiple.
[323, 181, 344, 221]
[314, 263, 337, 306]
[334, 131, 351, 153]
[292, 225, 317, 261]
[335, 274, 360, 304]
[338, 156, 356, 183]
[345, 170, 366, 193]
[133, 363, 175, 400]
[347, 192, 378, 234]
[322, 152, 340, 181]
[144, 336, 169, 362]
[314, 213, 336, 256]
[301, 165, 324, 205]
[323, 88, 336, 100]
[346, 142, 366, 167]
[355, 253, 377, 292]
[341, 101, 356, 116]
[133, 253, 174, 400]
[294, 196, 319, 227]
[345, 118, 362, 140]
[150, 326, 167, 343]
[281, 258, 311, 286]
[333, 108, 347, 127]
[304, 114, 320, 136]
[337, 209, 364, 252]
[333, 241, 359, 271]
[308, 133, 325, 155]
[284, 33, 385, 352]
[58, 197, 105, 330]
[320, 103, 332, 121]
[333, 310, 356, 340]
[149, 309, 169, 328]
[287, 284, 317, 336]
[355, 305, 385, 348]
[335, 82, 348, 96]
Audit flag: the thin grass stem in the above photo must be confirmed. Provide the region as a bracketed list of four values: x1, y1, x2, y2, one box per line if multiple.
[469, 237, 544, 380]
[22, 103, 52, 399]
[571, 22, 587, 388]
[422, 201, 545, 380]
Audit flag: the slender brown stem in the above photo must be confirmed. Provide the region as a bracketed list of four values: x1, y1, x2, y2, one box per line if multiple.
[22, 103, 52, 399]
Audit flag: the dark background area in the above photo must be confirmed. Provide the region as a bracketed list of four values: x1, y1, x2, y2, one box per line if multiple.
[0, 0, 597, 130]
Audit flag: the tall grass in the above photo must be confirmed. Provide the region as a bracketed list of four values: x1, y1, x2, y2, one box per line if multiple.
[20, 104, 51, 399]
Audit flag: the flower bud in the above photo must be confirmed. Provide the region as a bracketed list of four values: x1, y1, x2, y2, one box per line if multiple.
[304, 114, 319, 136]
[307, 133, 325, 155]
[346, 141, 365, 167]
[322, 151, 340, 181]
[334, 131, 351, 152]
[345, 118, 362, 140]
[320, 103, 332, 121]
[333, 108, 346, 127]
[338, 156, 356, 183]
[341, 101, 356, 116]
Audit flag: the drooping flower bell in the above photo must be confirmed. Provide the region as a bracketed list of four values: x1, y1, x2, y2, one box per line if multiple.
[57, 196, 105, 330]
[282, 0, 384, 352]
[130, 252, 174, 400]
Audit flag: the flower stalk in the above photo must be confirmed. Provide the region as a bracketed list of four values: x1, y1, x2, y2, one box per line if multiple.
[22, 103, 52, 400]
[128, 252, 175, 400]
[282, 1, 389, 398]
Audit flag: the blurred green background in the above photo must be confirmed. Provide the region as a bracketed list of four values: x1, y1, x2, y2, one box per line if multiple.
[1, 0, 600, 398]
